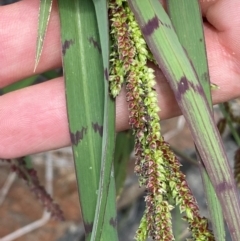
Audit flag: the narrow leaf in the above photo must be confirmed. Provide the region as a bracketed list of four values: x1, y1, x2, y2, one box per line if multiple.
[91, 0, 118, 240]
[35, 0, 53, 71]
[2, 76, 36, 94]
[58, 0, 118, 240]
[167, 1, 225, 239]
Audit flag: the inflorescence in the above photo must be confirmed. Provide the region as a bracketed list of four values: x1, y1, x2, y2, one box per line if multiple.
[108, 0, 214, 240]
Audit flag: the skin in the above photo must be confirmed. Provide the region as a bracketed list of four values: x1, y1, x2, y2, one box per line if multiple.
[0, 0, 239, 158]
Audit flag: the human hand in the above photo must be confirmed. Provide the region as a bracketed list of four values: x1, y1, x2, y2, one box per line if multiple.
[0, 0, 239, 158]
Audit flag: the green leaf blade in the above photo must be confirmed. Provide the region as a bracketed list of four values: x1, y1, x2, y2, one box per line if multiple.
[35, 0, 53, 70]
[58, 1, 118, 240]
[91, 1, 118, 240]
[166, 2, 225, 237]
[58, 0, 103, 237]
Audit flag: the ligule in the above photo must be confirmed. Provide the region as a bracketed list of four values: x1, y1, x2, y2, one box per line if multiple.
[108, 0, 214, 240]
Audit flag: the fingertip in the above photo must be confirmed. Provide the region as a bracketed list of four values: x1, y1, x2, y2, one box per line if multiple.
[201, 0, 240, 32]
[0, 78, 70, 159]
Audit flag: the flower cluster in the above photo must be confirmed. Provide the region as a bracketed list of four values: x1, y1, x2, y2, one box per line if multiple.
[127, 67, 174, 240]
[109, 0, 135, 97]
[109, 1, 174, 239]
[161, 142, 215, 240]
[109, 0, 214, 240]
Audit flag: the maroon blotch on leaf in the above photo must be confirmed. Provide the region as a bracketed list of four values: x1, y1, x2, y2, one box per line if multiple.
[70, 127, 88, 146]
[141, 15, 159, 36]
[104, 68, 109, 81]
[62, 39, 75, 55]
[88, 36, 101, 53]
[109, 217, 117, 228]
[92, 122, 103, 137]
[176, 76, 204, 101]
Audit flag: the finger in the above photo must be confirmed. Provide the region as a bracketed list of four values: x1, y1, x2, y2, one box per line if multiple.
[0, 66, 239, 159]
[202, 0, 240, 55]
[201, 0, 240, 97]
[0, 0, 61, 88]
[0, 0, 237, 86]
[0, 78, 68, 159]
[1, 0, 239, 91]
[1, 0, 239, 159]
[201, 0, 240, 32]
